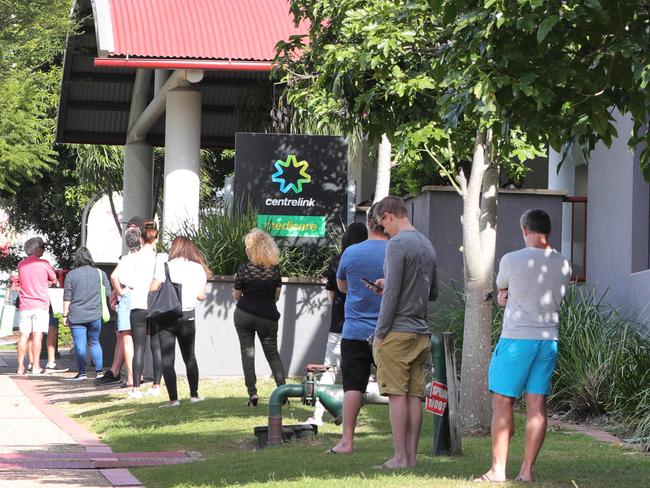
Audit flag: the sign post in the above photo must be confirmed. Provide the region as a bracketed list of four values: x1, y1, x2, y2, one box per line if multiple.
[429, 334, 452, 455]
[234, 133, 348, 245]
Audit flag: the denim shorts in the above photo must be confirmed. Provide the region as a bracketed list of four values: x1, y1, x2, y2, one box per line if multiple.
[489, 338, 558, 397]
[116, 293, 132, 331]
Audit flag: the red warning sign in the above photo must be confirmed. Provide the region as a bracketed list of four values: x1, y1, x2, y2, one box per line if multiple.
[425, 381, 448, 416]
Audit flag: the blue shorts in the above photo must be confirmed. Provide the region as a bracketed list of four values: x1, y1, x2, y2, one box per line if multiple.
[116, 293, 132, 332]
[488, 338, 558, 397]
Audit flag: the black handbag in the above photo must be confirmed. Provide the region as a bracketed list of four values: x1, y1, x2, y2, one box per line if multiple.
[146, 262, 183, 322]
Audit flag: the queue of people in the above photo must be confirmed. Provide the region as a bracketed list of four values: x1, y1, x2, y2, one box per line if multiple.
[11, 195, 571, 482]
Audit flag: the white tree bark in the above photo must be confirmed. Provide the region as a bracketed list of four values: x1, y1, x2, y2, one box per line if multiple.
[458, 128, 498, 435]
[374, 133, 392, 201]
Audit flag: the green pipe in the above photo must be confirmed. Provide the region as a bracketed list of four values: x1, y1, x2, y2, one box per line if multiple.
[313, 384, 345, 424]
[268, 383, 305, 417]
[268, 384, 305, 445]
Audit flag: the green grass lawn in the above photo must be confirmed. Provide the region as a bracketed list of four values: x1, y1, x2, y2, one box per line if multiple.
[63, 378, 649, 488]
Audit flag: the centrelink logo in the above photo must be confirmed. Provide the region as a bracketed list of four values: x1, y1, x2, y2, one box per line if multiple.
[271, 155, 311, 194]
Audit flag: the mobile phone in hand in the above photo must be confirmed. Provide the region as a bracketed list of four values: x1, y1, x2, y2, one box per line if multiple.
[361, 278, 383, 292]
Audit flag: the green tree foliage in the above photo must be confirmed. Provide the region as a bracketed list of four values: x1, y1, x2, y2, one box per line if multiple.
[430, 0, 650, 175]
[0, 0, 72, 192]
[72, 144, 125, 233]
[278, 0, 650, 434]
[0, 148, 83, 269]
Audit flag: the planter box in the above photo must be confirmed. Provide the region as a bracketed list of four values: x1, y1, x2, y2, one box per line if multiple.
[183, 278, 331, 377]
[406, 186, 566, 298]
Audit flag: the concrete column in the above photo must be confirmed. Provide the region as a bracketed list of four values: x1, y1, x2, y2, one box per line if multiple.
[123, 68, 154, 235]
[154, 69, 170, 95]
[548, 146, 575, 257]
[122, 143, 154, 221]
[163, 88, 202, 233]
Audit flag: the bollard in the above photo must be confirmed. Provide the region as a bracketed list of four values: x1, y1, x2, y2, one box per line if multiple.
[430, 334, 451, 455]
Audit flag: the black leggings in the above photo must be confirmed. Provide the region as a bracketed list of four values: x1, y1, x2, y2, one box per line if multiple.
[131, 309, 163, 388]
[158, 311, 199, 401]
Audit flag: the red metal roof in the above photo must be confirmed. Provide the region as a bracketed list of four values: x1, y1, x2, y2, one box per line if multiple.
[108, 0, 306, 62]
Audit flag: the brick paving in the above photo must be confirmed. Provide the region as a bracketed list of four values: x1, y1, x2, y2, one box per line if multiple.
[548, 418, 624, 446]
[0, 350, 202, 487]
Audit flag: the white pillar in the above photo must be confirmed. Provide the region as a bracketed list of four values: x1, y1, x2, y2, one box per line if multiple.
[154, 69, 170, 95]
[548, 146, 575, 257]
[122, 143, 154, 221]
[123, 68, 154, 235]
[163, 88, 202, 233]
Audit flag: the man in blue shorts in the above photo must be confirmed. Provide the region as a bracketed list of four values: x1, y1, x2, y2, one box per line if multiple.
[476, 209, 571, 483]
[327, 206, 388, 455]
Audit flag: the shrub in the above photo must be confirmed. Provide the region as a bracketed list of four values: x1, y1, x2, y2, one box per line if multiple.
[54, 313, 72, 346]
[550, 286, 650, 426]
[433, 283, 650, 443]
[175, 203, 257, 276]
[175, 203, 340, 278]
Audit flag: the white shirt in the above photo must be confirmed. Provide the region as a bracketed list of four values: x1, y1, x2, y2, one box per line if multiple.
[118, 247, 166, 310]
[496, 247, 572, 341]
[116, 251, 138, 289]
[154, 257, 207, 311]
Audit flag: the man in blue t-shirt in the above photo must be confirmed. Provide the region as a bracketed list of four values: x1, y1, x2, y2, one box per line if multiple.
[327, 206, 388, 455]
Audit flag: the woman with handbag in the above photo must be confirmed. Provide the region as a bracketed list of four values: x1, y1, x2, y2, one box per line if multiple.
[121, 223, 165, 399]
[149, 236, 210, 407]
[62, 247, 111, 381]
[233, 229, 286, 406]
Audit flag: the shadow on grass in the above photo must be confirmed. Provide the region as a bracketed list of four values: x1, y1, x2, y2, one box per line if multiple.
[30, 370, 648, 488]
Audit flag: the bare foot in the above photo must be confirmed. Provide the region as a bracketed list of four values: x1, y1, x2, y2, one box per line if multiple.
[326, 442, 352, 454]
[515, 474, 535, 482]
[373, 458, 409, 470]
[473, 471, 506, 483]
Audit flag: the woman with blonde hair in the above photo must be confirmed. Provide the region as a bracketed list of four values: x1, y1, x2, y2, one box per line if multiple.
[233, 228, 286, 406]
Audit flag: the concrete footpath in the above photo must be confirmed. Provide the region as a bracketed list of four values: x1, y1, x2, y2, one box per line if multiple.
[0, 350, 200, 487]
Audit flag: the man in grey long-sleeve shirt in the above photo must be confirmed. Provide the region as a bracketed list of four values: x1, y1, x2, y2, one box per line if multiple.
[370, 196, 438, 469]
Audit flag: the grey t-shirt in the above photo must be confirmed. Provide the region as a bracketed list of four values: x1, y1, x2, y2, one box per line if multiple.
[63, 266, 111, 324]
[496, 247, 572, 341]
[375, 230, 438, 339]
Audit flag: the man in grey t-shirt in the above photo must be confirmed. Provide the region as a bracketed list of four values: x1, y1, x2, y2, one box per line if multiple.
[370, 196, 438, 469]
[476, 209, 571, 483]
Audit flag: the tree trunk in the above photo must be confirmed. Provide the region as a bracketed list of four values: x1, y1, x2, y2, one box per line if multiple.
[374, 133, 392, 201]
[459, 128, 497, 435]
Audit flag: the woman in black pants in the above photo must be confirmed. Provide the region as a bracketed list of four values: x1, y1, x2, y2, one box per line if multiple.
[150, 237, 209, 407]
[233, 229, 286, 406]
[123, 224, 164, 399]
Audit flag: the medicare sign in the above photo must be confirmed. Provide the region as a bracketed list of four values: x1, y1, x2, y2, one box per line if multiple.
[234, 133, 348, 243]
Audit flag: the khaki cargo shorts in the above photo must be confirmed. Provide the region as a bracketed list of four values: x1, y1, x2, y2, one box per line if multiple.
[373, 331, 431, 397]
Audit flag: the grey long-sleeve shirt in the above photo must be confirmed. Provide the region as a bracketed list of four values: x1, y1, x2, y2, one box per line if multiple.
[375, 230, 438, 339]
[63, 265, 111, 324]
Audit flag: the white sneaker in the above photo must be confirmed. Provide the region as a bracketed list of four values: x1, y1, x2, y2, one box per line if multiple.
[146, 387, 162, 397]
[45, 363, 70, 373]
[304, 417, 324, 427]
[127, 390, 143, 400]
[189, 397, 204, 403]
[159, 400, 180, 408]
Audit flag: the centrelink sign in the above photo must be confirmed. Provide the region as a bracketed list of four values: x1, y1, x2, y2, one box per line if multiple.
[234, 133, 348, 243]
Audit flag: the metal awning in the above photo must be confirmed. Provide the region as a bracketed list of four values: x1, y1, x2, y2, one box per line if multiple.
[56, 0, 306, 148]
